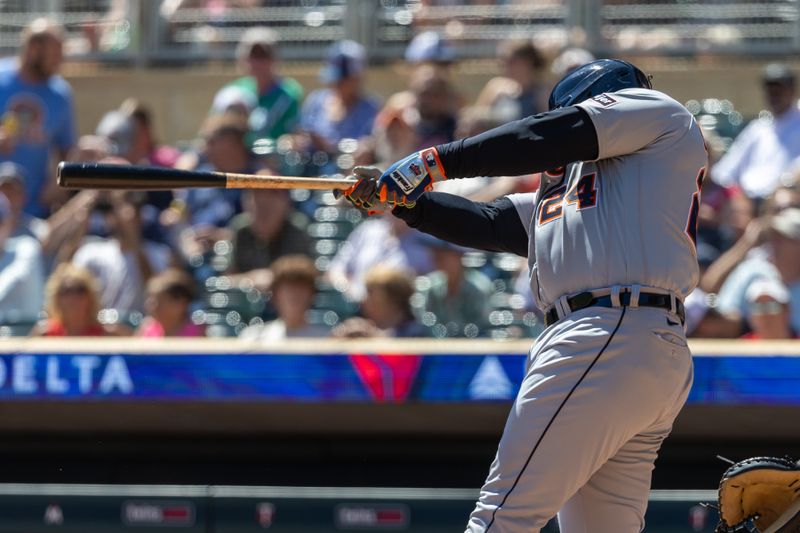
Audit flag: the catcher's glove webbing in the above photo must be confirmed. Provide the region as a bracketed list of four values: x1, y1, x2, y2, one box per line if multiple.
[716, 456, 800, 533]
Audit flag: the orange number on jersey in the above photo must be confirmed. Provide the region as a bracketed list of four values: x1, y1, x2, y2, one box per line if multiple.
[538, 173, 598, 226]
[539, 186, 567, 224]
[566, 173, 598, 209]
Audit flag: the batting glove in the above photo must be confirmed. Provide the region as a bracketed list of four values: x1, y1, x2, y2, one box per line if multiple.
[336, 166, 382, 210]
[377, 147, 447, 207]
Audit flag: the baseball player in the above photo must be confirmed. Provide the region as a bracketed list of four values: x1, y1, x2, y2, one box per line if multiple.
[342, 59, 707, 532]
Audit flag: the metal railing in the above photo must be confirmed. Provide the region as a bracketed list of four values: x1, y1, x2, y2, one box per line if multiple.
[0, 0, 798, 65]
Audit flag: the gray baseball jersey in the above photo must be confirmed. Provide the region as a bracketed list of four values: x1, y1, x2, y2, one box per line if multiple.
[508, 88, 708, 311]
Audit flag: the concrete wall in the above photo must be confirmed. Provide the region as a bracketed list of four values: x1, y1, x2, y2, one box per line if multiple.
[63, 58, 790, 145]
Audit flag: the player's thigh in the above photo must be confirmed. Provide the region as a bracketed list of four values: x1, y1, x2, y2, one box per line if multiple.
[468, 311, 635, 531]
[467, 307, 692, 533]
[557, 430, 669, 533]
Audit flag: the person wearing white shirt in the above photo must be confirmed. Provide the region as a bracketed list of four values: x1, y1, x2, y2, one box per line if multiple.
[0, 192, 44, 323]
[712, 63, 800, 199]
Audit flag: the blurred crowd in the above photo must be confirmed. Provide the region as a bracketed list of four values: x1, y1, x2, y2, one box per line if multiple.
[1, 17, 799, 341]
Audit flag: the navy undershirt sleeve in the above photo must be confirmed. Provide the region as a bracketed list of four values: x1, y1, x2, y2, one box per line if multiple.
[435, 106, 598, 179]
[393, 192, 528, 257]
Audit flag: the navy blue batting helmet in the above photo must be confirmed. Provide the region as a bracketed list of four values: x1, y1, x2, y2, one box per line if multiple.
[548, 59, 651, 110]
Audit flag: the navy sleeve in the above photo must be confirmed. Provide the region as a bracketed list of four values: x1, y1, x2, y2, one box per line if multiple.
[436, 106, 598, 179]
[393, 192, 528, 257]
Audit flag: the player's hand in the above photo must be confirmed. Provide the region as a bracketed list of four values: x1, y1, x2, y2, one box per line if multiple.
[336, 166, 383, 210]
[376, 147, 446, 207]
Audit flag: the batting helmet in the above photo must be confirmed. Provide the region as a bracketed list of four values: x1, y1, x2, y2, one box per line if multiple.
[548, 59, 652, 110]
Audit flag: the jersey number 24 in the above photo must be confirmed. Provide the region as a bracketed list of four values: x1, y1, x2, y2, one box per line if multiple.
[538, 173, 598, 225]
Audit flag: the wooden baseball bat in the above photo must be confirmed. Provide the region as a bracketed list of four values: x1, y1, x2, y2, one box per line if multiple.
[57, 162, 358, 190]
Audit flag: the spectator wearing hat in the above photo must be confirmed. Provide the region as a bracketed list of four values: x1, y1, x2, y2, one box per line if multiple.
[120, 98, 182, 244]
[403, 64, 459, 149]
[239, 255, 329, 342]
[211, 27, 302, 147]
[414, 235, 493, 337]
[711, 63, 800, 200]
[0, 190, 44, 324]
[0, 161, 47, 241]
[95, 109, 135, 161]
[404, 31, 456, 69]
[741, 278, 797, 339]
[551, 47, 596, 78]
[297, 40, 380, 158]
[120, 98, 181, 169]
[713, 207, 800, 333]
[0, 18, 76, 217]
[165, 113, 259, 275]
[171, 111, 254, 233]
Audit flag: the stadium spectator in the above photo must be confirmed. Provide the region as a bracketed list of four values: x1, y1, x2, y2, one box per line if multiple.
[0, 18, 76, 217]
[360, 266, 428, 337]
[91, 100, 181, 244]
[741, 277, 796, 339]
[407, 64, 459, 148]
[684, 243, 740, 338]
[30, 263, 106, 336]
[475, 39, 549, 122]
[711, 63, 800, 200]
[367, 92, 421, 167]
[0, 161, 48, 241]
[227, 185, 311, 285]
[697, 186, 755, 258]
[711, 207, 800, 333]
[404, 31, 455, 70]
[327, 214, 433, 301]
[166, 112, 253, 267]
[550, 47, 596, 78]
[0, 191, 44, 324]
[173, 112, 251, 229]
[211, 26, 302, 146]
[297, 40, 379, 161]
[239, 255, 329, 341]
[94, 109, 137, 161]
[67, 191, 173, 316]
[414, 235, 493, 336]
[119, 98, 181, 168]
[137, 268, 203, 337]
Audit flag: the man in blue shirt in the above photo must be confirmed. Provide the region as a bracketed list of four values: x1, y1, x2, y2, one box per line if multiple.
[299, 40, 379, 160]
[0, 18, 76, 217]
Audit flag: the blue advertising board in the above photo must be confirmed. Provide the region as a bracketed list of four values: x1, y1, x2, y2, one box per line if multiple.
[0, 341, 797, 405]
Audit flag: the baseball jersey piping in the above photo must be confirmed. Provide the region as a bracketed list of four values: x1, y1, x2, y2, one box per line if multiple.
[484, 306, 628, 531]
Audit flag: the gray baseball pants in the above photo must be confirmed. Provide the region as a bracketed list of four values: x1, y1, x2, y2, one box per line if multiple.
[466, 305, 693, 533]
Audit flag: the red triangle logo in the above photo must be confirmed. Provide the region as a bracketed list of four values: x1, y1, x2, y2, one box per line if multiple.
[349, 354, 422, 402]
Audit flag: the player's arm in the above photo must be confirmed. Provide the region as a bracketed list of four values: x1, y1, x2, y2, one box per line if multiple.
[393, 192, 530, 257]
[435, 106, 599, 180]
[358, 107, 598, 206]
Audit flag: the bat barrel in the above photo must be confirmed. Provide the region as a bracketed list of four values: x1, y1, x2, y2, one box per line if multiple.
[57, 162, 358, 191]
[57, 162, 226, 190]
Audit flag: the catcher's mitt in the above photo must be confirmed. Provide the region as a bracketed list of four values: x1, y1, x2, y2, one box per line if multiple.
[716, 456, 800, 533]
